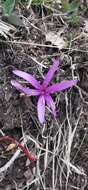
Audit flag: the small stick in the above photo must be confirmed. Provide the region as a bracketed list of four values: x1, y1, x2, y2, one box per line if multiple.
[0, 136, 37, 161]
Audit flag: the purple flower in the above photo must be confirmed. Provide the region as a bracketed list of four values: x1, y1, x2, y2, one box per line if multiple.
[11, 59, 77, 124]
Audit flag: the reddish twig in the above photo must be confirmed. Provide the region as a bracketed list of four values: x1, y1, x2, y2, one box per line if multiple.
[0, 136, 37, 161]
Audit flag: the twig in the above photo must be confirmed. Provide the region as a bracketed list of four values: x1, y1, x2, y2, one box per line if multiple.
[0, 136, 37, 161]
[0, 40, 88, 53]
[0, 135, 37, 173]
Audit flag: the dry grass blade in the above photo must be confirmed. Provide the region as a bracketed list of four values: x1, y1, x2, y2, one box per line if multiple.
[0, 20, 15, 39]
[63, 93, 85, 189]
[44, 138, 48, 170]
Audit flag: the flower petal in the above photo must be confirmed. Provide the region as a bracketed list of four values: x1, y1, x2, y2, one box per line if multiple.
[13, 70, 41, 89]
[37, 95, 45, 124]
[43, 58, 60, 87]
[45, 95, 56, 116]
[11, 80, 41, 96]
[47, 80, 77, 94]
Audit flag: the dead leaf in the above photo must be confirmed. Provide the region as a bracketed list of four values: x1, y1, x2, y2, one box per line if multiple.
[6, 143, 16, 151]
[45, 30, 67, 49]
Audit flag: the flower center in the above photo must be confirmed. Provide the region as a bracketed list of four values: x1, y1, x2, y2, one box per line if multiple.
[40, 84, 49, 96]
[41, 89, 46, 95]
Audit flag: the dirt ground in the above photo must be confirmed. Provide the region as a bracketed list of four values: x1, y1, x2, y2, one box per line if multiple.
[0, 1, 88, 190]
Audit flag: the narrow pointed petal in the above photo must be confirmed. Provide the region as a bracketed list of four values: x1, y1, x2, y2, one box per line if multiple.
[37, 95, 45, 124]
[47, 80, 77, 94]
[45, 95, 56, 116]
[43, 59, 60, 87]
[13, 70, 41, 89]
[11, 80, 41, 96]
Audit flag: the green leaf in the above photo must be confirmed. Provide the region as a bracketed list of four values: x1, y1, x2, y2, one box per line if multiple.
[5, 13, 24, 26]
[62, 0, 70, 12]
[62, 0, 80, 14]
[69, 0, 80, 13]
[31, 0, 43, 6]
[3, 0, 15, 16]
[67, 15, 81, 25]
